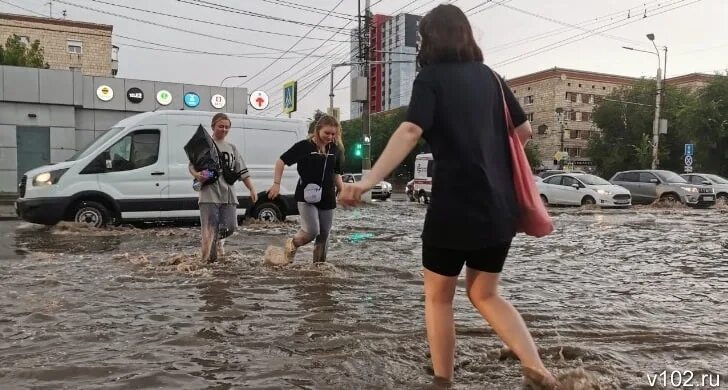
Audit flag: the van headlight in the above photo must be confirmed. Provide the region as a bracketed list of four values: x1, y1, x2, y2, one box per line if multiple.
[33, 169, 68, 186]
[596, 189, 613, 196]
[681, 187, 698, 193]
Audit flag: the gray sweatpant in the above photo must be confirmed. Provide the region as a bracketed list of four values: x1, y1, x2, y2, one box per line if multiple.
[294, 202, 334, 262]
[200, 203, 237, 262]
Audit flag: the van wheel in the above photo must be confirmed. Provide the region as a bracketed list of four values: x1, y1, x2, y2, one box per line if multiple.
[73, 201, 111, 228]
[717, 193, 728, 203]
[581, 196, 596, 206]
[252, 202, 283, 222]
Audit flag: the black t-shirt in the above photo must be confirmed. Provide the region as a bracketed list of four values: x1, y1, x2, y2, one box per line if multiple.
[280, 139, 343, 210]
[406, 62, 528, 249]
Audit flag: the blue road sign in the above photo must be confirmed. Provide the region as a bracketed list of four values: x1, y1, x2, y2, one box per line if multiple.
[184, 92, 200, 108]
[283, 81, 297, 114]
[684, 143, 694, 156]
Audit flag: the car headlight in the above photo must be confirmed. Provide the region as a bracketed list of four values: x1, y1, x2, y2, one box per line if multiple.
[596, 189, 613, 196]
[681, 187, 698, 193]
[33, 169, 68, 186]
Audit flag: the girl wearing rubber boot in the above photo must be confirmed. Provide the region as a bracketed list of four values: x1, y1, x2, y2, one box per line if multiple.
[267, 114, 344, 263]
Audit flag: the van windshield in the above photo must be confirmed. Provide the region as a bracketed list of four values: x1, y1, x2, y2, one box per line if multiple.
[66, 127, 124, 161]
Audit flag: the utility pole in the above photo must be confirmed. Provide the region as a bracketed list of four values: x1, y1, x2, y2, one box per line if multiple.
[648, 34, 662, 170]
[362, 0, 372, 170]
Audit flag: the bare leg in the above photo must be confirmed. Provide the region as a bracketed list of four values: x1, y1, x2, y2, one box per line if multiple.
[465, 268, 556, 383]
[424, 269, 459, 381]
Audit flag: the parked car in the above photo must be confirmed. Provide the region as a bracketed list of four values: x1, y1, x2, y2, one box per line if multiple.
[609, 170, 715, 207]
[537, 173, 632, 207]
[681, 173, 728, 203]
[537, 169, 585, 179]
[341, 173, 392, 200]
[15, 111, 307, 227]
[533, 175, 543, 183]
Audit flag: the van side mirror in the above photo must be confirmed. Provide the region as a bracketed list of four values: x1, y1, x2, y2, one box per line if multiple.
[702, 181, 712, 186]
[571, 183, 580, 190]
[104, 151, 112, 169]
[650, 178, 659, 184]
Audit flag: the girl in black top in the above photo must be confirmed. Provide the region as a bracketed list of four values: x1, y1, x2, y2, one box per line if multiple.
[268, 114, 344, 263]
[340, 5, 559, 388]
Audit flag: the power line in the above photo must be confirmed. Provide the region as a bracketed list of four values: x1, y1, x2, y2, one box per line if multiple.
[53, 0, 326, 55]
[483, 0, 664, 54]
[180, 0, 350, 34]
[253, 0, 354, 20]
[244, 0, 349, 87]
[492, 0, 701, 67]
[0, 0, 46, 17]
[81, 0, 349, 42]
[115, 41, 343, 60]
[114, 34, 340, 57]
[486, 0, 646, 47]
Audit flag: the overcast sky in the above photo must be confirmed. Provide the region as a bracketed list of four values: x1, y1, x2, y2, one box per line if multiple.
[2, 0, 726, 121]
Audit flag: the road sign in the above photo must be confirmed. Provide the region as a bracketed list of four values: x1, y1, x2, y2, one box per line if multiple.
[210, 94, 226, 109]
[684, 143, 694, 156]
[283, 80, 297, 114]
[249, 90, 269, 110]
[685, 165, 693, 173]
[684, 155, 693, 166]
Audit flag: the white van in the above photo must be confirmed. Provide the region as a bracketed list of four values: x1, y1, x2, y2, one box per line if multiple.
[413, 153, 433, 203]
[15, 110, 308, 227]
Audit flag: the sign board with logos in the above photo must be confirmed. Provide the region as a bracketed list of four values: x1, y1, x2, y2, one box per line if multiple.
[126, 87, 144, 103]
[283, 80, 297, 114]
[184, 92, 200, 108]
[156, 90, 173, 106]
[684, 155, 693, 166]
[249, 90, 269, 110]
[96, 85, 113, 101]
[684, 143, 694, 156]
[211, 94, 226, 109]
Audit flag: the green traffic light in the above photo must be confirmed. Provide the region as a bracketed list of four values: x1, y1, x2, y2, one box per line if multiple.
[354, 143, 363, 158]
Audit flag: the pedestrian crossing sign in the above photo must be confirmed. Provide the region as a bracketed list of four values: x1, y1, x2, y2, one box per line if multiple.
[283, 80, 297, 114]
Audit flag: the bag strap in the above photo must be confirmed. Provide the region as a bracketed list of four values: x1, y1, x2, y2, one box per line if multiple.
[491, 70, 515, 132]
[319, 144, 330, 184]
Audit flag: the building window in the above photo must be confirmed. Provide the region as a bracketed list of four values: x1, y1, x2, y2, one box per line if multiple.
[582, 112, 592, 122]
[578, 84, 582, 88]
[523, 95, 534, 105]
[570, 111, 577, 121]
[580, 130, 590, 139]
[565, 92, 577, 102]
[602, 86, 606, 90]
[570, 129, 579, 139]
[537, 124, 548, 135]
[527, 87, 531, 91]
[69, 66, 81, 72]
[19, 35, 30, 45]
[592, 85, 595, 89]
[567, 83, 571, 86]
[526, 113, 534, 121]
[67, 40, 82, 54]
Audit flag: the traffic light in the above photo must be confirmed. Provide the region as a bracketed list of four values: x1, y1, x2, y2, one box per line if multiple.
[354, 143, 363, 158]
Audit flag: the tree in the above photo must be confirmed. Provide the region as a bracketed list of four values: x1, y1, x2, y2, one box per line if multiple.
[0, 34, 49, 68]
[586, 79, 694, 178]
[525, 142, 543, 170]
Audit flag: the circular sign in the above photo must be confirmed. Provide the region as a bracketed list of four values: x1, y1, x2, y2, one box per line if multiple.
[184, 92, 200, 108]
[684, 155, 693, 166]
[126, 87, 144, 103]
[96, 85, 113, 101]
[249, 90, 269, 110]
[211, 94, 226, 109]
[156, 90, 173, 106]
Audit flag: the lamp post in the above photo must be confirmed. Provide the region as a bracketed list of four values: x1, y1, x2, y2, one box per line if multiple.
[623, 33, 666, 169]
[220, 75, 247, 86]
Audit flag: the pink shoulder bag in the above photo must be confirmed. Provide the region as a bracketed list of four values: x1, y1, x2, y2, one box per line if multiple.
[493, 72, 554, 237]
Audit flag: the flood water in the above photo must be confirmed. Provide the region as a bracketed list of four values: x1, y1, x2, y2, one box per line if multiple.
[0, 201, 726, 389]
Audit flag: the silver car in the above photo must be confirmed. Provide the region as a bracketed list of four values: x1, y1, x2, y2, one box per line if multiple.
[609, 170, 715, 207]
[681, 173, 728, 203]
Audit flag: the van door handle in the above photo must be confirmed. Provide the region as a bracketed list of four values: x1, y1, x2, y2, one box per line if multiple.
[151, 171, 165, 176]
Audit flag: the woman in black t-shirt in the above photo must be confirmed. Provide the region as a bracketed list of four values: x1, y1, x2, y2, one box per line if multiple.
[268, 114, 344, 263]
[339, 5, 559, 389]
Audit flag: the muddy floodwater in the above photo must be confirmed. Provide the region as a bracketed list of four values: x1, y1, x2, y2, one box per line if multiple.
[0, 201, 726, 389]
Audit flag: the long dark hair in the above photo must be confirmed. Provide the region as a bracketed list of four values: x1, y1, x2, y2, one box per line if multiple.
[417, 4, 483, 67]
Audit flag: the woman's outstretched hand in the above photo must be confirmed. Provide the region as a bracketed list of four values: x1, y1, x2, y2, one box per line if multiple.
[338, 183, 367, 207]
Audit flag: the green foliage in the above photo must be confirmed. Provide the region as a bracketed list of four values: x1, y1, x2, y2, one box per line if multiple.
[0, 34, 49, 68]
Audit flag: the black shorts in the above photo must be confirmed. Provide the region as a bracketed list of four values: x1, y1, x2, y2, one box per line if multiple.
[422, 242, 512, 277]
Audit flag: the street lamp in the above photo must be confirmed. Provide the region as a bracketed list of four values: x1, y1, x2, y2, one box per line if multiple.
[220, 75, 247, 86]
[622, 33, 666, 169]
